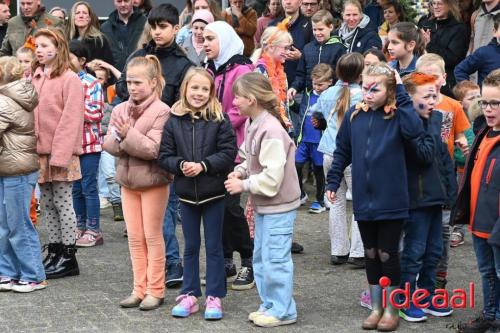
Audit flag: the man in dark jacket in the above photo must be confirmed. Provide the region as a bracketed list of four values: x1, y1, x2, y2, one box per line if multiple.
[0, 0, 62, 56]
[101, 0, 147, 71]
[0, 1, 10, 47]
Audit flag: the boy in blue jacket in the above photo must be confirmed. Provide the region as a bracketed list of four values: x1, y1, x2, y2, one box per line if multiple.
[399, 72, 457, 323]
[454, 13, 500, 88]
[287, 10, 345, 105]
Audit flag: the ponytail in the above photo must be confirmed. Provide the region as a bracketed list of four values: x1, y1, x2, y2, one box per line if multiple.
[390, 22, 425, 57]
[127, 55, 165, 99]
[333, 53, 364, 123]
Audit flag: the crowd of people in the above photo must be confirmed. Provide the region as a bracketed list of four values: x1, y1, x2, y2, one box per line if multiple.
[0, 0, 499, 332]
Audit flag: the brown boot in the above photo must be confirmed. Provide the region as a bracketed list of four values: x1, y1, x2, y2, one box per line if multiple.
[120, 294, 142, 308]
[377, 286, 399, 332]
[362, 285, 383, 330]
[139, 295, 164, 311]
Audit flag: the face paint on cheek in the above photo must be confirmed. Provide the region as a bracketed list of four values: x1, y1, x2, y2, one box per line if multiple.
[46, 52, 56, 60]
[418, 103, 425, 110]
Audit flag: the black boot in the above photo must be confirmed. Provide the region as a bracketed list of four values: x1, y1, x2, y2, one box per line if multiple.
[46, 244, 80, 279]
[43, 243, 63, 270]
[112, 202, 124, 221]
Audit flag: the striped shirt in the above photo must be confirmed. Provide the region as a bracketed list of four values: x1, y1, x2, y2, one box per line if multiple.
[78, 70, 104, 154]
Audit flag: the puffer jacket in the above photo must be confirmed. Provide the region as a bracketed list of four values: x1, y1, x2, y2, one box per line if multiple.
[0, 79, 39, 176]
[158, 101, 237, 205]
[103, 94, 171, 190]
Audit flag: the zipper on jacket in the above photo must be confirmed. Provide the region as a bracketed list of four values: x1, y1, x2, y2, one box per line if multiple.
[192, 118, 199, 203]
[486, 158, 496, 185]
[318, 45, 322, 64]
[364, 112, 374, 211]
[418, 174, 424, 198]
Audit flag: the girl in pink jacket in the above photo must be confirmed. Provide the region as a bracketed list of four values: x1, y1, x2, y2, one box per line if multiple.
[103, 55, 171, 311]
[32, 28, 85, 280]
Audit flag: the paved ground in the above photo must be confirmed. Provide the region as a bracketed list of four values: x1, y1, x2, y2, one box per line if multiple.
[0, 188, 482, 333]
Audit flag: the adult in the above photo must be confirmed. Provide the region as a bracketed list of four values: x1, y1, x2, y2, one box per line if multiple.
[301, 0, 319, 18]
[335, 0, 382, 54]
[133, 0, 153, 16]
[378, 0, 405, 43]
[49, 6, 66, 21]
[0, 0, 63, 56]
[469, 0, 500, 53]
[254, 0, 283, 47]
[179, 0, 193, 26]
[0, 1, 10, 46]
[67, 1, 114, 65]
[221, 0, 258, 57]
[176, 0, 222, 46]
[101, 0, 147, 71]
[179, 9, 214, 65]
[364, 0, 385, 31]
[418, 0, 468, 96]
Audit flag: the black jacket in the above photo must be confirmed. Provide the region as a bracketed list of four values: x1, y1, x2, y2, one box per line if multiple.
[405, 111, 457, 209]
[418, 15, 468, 96]
[335, 25, 382, 54]
[116, 41, 193, 107]
[158, 104, 237, 205]
[101, 8, 147, 71]
[0, 24, 7, 47]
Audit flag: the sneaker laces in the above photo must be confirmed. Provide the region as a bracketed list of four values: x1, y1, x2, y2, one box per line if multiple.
[235, 267, 250, 281]
[0, 277, 12, 283]
[205, 296, 221, 310]
[175, 294, 196, 308]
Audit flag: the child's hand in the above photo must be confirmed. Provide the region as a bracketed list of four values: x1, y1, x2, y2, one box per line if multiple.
[455, 138, 470, 155]
[225, 178, 244, 195]
[392, 69, 403, 85]
[182, 162, 203, 177]
[421, 29, 431, 46]
[228, 171, 243, 179]
[287, 88, 297, 102]
[326, 190, 336, 203]
[114, 115, 130, 139]
[285, 46, 301, 61]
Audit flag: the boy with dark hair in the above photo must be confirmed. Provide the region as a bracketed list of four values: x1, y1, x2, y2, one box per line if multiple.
[116, 3, 193, 288]
[454, 69, 500, 333]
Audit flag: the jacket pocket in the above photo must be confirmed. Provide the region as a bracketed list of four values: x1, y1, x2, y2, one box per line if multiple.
[268, 226, 293, 263]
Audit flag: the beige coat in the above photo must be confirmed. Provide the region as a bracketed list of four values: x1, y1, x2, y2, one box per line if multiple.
[0, 79, 39, 176]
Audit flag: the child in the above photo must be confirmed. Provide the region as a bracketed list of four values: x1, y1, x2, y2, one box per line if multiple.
[296, 64, 333, 213]
[416, 53, 471, 289]
[453, 69, 500, 333]
[455, 13, 500, 88]
[16, 47, 35, 79]
[287, 10, 346, 111]
[0, 57, 46, 292]
[326, 63, 432, 331]
[399, 72, 457, 322]
[103, 55, 171, 311]
[387, 22, 425, 77]
[312, 53, 364, 266]
[116, 4, 193, 108]
[68, 40, 105, 248]
[158, 67, 237, 320]
[32, 28, 85, 280]
[203, 21, 255, 287]
[225, 72, 300, 328]
[363, 48, 387, 67]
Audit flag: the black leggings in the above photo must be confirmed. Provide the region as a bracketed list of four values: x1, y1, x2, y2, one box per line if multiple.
[357, 220, 404, 286]
[296, 163, 325, 204]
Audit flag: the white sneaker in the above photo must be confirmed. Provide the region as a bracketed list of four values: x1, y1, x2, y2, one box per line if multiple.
[100, 197, 112, 209]
[300, 193, 308, 205]
[11, 280, 48, 293]
[0, 278, 13, 291]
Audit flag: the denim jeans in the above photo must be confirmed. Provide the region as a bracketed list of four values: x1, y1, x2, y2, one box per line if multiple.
[0, 172, 45, 282]
[99, 150, 121, 204]
[180, 199, 226, 298]
[73, 152, 101, 231]
[472, 235, 500, 320]
[98, 165, 109, 198]
[163, 182, 181, 265]
[254, 210, 297, 320]
[400, 206, 443, 296]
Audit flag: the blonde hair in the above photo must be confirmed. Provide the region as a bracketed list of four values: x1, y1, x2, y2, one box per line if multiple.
[67, 2, 104, 43]
[342, 0, 362, 14]
[33, 28, 76, 78]
[136, 23, 152, 51]
[483, 69, 500, 88]
[351, 63, 397, 121]
[179, 67, 224, 122]
[416, 53, 445, 74]
[0, 57, 24, 84]
[126, 55, 166, 99]
[311, 9, 334, 26]
[253, 26, 292, 61]
[16, 46, 35, 59]
[232, 72, 286, 129]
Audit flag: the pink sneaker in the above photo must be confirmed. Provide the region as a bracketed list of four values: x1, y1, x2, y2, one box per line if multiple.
[171, 294, 199, 317]
[75, 229, 85, 241]
[205, 296, 223, 320]
[360, 288, 372, 310]
[76, 230, 103, 247]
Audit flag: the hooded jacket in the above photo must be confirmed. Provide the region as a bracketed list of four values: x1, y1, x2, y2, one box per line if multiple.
[221, 6, 258, 57]
[158, 101, 237, 205]
[470, 3, 500, 53]
[418, 15, 468, 95]
[116, 41, 193, 107]
[0, 79, 39, 176]
[455, 38, 500, 88]
[101, 8, 147, 71]
[335, 15, 382, 54]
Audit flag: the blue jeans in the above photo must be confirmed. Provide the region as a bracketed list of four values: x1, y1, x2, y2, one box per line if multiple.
[73, 153, 101, 231]
[163, 183, 181, 265]
[400, 206, 443, 296]
[254, 210, 297, 320]
[99, 150, 121, 204]
[0, 172, 45, 282]
[473, 235, 500, 320]
[180, 199, 226, 298]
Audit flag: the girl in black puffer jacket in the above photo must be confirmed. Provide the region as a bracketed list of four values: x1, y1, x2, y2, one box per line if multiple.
[158, 67, 237, 319]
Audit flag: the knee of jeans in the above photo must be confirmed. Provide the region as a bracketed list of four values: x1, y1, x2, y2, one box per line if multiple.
[365, 247, 377, 259]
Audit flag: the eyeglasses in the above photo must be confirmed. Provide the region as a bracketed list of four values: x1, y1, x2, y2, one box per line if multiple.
[478, 100, 500, 110]
[302, 2, 318, 7]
